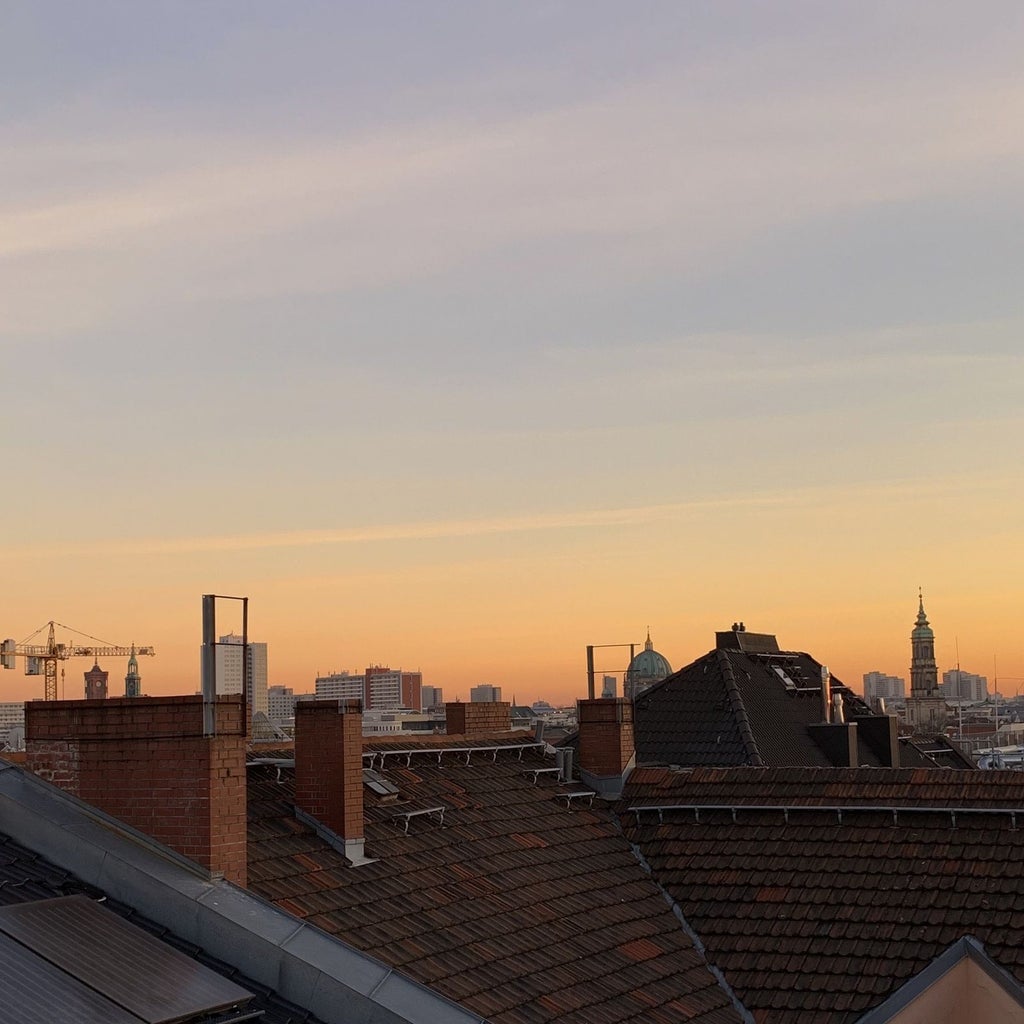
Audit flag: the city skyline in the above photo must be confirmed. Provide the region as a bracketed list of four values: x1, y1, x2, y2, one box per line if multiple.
[3, 3, 1023, 706]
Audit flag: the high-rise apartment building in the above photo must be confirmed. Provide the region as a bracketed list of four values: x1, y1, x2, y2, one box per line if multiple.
[601, 675, 618, 698]
[0, 701, 25, 750]
[420, 685, 444, 710]
[267, 685, 315, 724]
[84, 660, 109, 700]
[315, 671, 365, 702]
[862, 671, 905, 703]
[212, 634, 268, 719]
[470, 684, 502, 703]
[315, 666, 422, 710]
[941, 668, 988, 702]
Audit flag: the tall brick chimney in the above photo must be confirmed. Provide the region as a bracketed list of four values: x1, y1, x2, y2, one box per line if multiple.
[294, 699, 367, 864]
[26, 695, 247, 885]
[577, 698, 635, 796]
[445, 701, 511, 737]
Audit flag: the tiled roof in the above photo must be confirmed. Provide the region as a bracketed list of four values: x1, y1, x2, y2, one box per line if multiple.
[0, 830, 321, 1024]
[620, 766, 1024, 1023]
[633, 648, 962, 769]
[248, 743, 741, 1024]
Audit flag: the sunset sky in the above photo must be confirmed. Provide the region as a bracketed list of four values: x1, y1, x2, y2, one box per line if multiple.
[3, 2, 1023, 706]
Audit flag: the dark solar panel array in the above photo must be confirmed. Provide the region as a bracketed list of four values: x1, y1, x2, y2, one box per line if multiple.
[0, 933, 143, 1024]
[0, 895, 253, 1024]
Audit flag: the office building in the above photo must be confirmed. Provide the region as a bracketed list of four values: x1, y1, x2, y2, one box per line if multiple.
[470, 683, 502, 703]
[601, 675, 617, 698]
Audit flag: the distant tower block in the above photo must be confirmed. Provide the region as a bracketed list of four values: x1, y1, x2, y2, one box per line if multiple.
[601, 675, 617, 698]
[125, 645, 142, 698]
[84, 659, 108, 700]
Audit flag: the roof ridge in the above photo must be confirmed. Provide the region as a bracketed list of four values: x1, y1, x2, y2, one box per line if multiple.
[716, 649, 764, 767]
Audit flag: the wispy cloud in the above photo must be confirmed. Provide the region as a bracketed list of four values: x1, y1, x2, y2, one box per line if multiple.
[6, 474, 1016, 561]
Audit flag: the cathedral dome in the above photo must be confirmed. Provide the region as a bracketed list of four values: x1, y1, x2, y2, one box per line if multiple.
[625, 631, 672, 699]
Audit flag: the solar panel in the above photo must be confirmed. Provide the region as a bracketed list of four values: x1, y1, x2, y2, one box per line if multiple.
[0, 896, 253, 1024]
[0, 931, 143, 1024]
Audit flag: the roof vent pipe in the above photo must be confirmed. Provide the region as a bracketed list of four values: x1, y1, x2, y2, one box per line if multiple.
[821, 665, 832, 723]
[832, 692, 845, 724]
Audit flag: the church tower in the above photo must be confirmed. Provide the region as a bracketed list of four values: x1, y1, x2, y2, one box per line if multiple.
[125, 645, 142, 698]
[903, 591, 947, 734]
[84, 659, 108, 700]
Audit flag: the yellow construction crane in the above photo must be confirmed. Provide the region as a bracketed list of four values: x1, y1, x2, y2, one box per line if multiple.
[1, 620, 155, 701]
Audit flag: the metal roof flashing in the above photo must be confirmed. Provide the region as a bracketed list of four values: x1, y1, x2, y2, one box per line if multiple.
[0, 761, 484, 1024]
[854, 935, 1024, 1023]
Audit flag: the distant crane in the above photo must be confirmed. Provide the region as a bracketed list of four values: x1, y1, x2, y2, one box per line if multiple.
[1, 620, 155, 701]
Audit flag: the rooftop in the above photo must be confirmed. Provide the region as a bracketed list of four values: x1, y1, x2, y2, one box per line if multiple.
[620, 766, 1024, 1023]
[248, 735, 741, 1024]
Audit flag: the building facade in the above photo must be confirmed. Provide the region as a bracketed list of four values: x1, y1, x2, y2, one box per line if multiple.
[469, 683, 502, 703]
[84, 660, 109, 700]
[863, 671, 906, 703]
[903, 593, 948, 735]
[420, 685, 444, 710]
[212, 634, 269, 719]
[624, 630, 672, 700]
[941, 668, 988, 703]
[124, 646, 142, 698]
[316, 666, 423, 710]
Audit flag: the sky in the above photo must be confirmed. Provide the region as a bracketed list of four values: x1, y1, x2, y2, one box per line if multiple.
[3, 2, 1024, 705]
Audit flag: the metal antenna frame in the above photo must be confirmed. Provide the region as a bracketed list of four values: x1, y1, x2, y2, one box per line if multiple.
[201, 595, 248, 737]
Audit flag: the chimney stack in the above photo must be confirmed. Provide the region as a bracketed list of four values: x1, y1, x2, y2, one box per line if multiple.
[445, 701, 511, 737]
[294, 699, 367, 865]
[577, 698, 635, 796]
[821, 665, 832, 723]
[26, 695, 248, 885]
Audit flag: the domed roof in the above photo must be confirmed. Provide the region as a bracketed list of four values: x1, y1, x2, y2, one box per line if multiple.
[626, 631, 672, 683]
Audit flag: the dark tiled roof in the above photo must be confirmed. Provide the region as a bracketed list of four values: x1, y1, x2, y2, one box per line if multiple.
[0, 832, 321, 1024]
[248, 746, 741, 1024]
[619, 766, 1024, 1023]
[898, 735, 975, 769]
[633, 648, 961, 770]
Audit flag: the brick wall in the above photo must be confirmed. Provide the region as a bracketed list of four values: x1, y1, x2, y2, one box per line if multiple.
[578, 698, 635, 777]
[294, 699, 364, 842]
[26, 696, 247, 886]
[445, 701, 511, 736]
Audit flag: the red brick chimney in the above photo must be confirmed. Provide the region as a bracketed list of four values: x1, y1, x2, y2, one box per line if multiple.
[294, 699, 367, 864]
[445, 701, 511, 737]
[26, 695, 247, 886]
[577, 698, 635, 788]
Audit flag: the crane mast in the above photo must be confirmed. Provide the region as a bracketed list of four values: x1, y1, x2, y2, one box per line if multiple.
[1, 621, 155, 700]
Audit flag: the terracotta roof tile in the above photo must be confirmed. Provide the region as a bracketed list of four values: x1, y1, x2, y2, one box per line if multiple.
[620, 765, 1024, 1023]
[248, 751, 740, 1024]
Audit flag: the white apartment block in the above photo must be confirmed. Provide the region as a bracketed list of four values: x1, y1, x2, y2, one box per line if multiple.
[863, 671, 906, 703]
[315, 672, 365, 702]
[212, 634, 268, 718]
[0, 701, 25, 750]
[267, 685, 315, 725]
